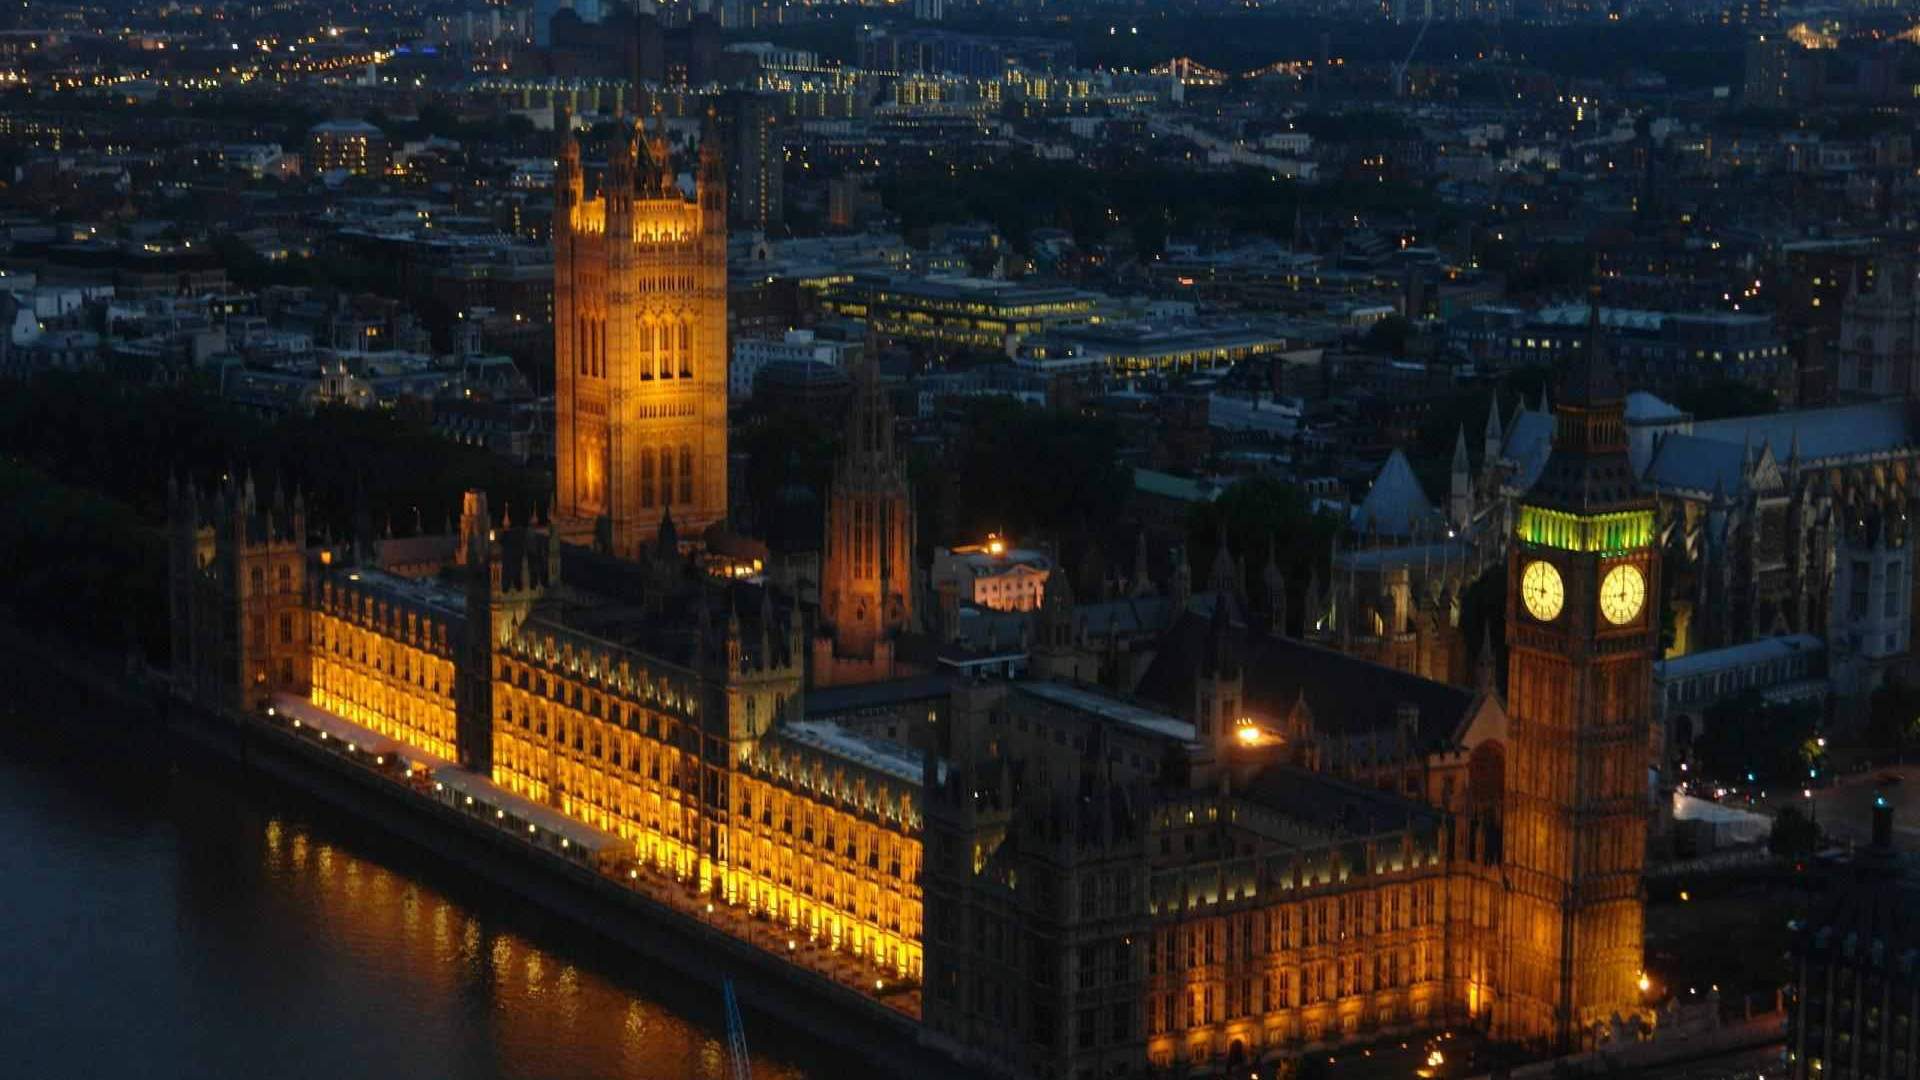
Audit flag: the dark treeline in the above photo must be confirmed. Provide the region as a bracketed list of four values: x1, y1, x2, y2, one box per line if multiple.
[0, 374, 548, 662]
[0, 460, 169, 661]
[0, 372, 546, 538]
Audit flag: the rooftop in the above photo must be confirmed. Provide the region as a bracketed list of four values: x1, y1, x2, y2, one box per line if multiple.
[1656, 634, 1825, 680]
[1017, 681, 1197, 744]
[1241, 764, 1444, 837]
[1350, 449, 1443, 537]
[804, 674, 955, 719]
[778, 720, 927, 785]
[336, 565, 467, 619]
[1693, 400, 1916, 465]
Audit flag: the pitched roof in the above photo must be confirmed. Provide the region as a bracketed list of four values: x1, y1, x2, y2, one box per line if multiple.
[1501, 406, 1556, 490]
[1643, 433, 1749, 497]
[1135, 611, 1479, 753]
[1240, 764, 1443, 835]
[1625, 391, 1686, 422]
[1072, 595, 1174, 638]
[1350, 448, 1442, 537]
[1693, 400, 1916, 466]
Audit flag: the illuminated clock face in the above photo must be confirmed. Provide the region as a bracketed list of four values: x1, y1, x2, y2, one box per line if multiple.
[1600, 563, 1647, 625]
[1521, 560, 1564, 622]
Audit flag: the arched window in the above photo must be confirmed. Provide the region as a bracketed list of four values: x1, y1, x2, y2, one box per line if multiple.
[640, 451, 655, 507]
[678, 322, 692, 378]
[577, 317, 588, 376]
[660, 447, 675, 504]
[679, 445, 692, 503]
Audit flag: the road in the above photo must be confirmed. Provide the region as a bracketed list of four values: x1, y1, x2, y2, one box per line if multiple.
[1732, 763, 1920, 852]
[1622, 1042, 1785, 1080]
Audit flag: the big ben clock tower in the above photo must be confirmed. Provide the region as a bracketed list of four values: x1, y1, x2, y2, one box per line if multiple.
[1498, 298, 1657, 1051]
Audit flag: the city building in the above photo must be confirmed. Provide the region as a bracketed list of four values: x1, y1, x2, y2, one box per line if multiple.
[1462, 302, 1790, 401]
[1016, 318, 1300, 378]
[1834, 255, 1920, 401]
[933, 537, 1053, 615]
[730, 329, 861, 403]
[552, 119, 730, 558]
[813, 359, 918, 688]
[820, 274, 1102, 357]
[1654, 634, 1828, 764]
[727, 93, 784, 234]
[169, 346, 1660, 1070]
[171, 483, 925, 987]
[1496, 320, 1656, 1049]
[306, 120, 390, 177]
[1787, 879, 1920, 1080]
[1636, 399, 1917, 694]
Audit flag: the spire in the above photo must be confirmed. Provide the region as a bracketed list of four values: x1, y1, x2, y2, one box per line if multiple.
[1483, 388, 1504, 461]
[726, 600, 743, 672]
[1450, 425, 1474, 529]
[759, 585, 775, 670]
[1132, 530, 1153, 597]
[657, 504, 679, 557]
[1537, 384, 1550, 415]
[1475, 620, 1496, 694]
[1262, 536, 1287, 638]
[1207, 537, 1236, 601]
[698, 101, 727, 223]
[695, 593, 714, 669]
[1204, 590, 1239, 678]
[1555, 284, 1621, 407]
[1170, 545, 1193, 613]
[648, 107, 675, 197]
[457, 489, 489, 567]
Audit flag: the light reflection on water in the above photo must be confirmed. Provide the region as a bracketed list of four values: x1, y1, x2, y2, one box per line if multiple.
[0, 721, 819, 1080]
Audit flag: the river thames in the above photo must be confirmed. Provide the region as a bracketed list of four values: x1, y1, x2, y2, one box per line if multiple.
[0, 714, 826, 1080]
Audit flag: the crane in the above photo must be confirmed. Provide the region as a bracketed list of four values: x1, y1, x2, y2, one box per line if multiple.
[723, 977, 752, 1080]
[1391, 4, 1433, 99]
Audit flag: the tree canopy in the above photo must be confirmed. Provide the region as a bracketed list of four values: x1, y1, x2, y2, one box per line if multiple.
[1185, 476, 1339, 634]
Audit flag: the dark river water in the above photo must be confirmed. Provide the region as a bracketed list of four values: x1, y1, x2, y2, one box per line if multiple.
[0, 714, 827, 1080]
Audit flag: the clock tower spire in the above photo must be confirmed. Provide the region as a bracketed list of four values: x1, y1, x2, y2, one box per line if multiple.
[1499, 286, 1657, 1051]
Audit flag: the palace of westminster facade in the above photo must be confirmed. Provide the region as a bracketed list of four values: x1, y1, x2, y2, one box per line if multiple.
[167, 122, 1660, 1080]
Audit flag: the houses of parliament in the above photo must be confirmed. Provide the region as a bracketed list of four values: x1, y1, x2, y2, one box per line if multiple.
[167, 120, 1658, 1080]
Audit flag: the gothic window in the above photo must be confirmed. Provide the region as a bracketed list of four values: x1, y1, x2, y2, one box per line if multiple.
[678, 322, 692, 378]
[641, 452, 655, 508]
[250, 567, 264, 596]
[659, 448, 674, 504]
[578, 317, 588, 376]
[679, 445, 692, 503]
